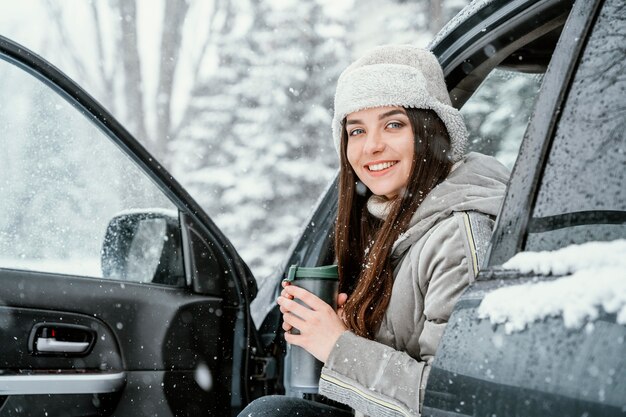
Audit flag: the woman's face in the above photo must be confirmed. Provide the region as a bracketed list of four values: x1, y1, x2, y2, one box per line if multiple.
[345, 106, 414, 199]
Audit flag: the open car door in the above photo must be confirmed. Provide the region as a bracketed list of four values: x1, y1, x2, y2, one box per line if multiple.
[0, 35, 265, 416]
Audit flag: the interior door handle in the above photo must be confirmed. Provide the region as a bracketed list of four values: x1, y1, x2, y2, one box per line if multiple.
[28, 323, 96, 356]
[35, 338, 90, 353]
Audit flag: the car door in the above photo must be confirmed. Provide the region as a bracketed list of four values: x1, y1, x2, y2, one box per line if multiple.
[424, 0, 626, 415]
[0, 35, 264, 416]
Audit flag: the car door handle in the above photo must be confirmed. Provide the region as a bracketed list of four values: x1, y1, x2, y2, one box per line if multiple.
[28, 323, 96, 356]
[35, 337, 90, 353]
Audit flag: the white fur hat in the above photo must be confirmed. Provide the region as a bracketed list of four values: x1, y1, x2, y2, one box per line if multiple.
[332, 44, 468, 162]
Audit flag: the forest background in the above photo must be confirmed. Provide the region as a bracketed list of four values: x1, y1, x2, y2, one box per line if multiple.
[1, 0, 473, 283]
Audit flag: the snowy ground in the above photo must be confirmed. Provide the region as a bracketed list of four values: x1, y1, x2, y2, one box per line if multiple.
[477, 239, 626, 333]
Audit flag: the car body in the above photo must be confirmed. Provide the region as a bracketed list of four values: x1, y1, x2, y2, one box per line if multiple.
[0, 0, 624, 416]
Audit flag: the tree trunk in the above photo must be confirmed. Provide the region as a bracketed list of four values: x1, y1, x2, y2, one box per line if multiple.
[118, 0, 150, 145]
[90, 2, 117, 116]
[155, 0, 190, 165]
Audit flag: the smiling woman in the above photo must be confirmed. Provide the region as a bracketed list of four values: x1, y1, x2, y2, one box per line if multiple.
[241, 45, 511, 417]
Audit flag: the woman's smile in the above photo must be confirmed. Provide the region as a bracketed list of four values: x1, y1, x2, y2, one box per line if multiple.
[364, 160, 399, 176]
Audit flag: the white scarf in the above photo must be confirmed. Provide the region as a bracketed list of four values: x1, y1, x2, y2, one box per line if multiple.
[366, 195, 393, 220]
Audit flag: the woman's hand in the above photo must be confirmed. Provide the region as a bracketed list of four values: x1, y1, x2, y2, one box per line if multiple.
[280, 282, 348, 332]
[278, 283, 348, 364]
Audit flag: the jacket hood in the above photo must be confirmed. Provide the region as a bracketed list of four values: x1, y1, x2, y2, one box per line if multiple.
[391, 152, 509, 258]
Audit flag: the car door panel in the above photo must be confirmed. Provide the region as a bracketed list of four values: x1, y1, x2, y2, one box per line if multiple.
[0, 269, 226, 370]
[0, 33, 258, 416]
[0, 268, 233, 416]
[0, 306, 121, 374]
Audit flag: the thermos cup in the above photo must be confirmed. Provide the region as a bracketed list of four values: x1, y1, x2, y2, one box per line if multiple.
[283, 264, 339, 397]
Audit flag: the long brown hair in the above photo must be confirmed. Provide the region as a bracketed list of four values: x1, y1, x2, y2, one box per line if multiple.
[334, 108, 453, 339]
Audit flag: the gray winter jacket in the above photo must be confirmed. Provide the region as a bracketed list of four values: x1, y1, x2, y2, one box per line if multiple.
[318, 152, 509, 417]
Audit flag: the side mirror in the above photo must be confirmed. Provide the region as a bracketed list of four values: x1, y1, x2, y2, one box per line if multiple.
[101, 210, 185, 286]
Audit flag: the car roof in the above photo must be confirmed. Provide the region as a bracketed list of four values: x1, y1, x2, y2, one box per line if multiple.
[429, 0, 571, 108]
[428, 0, 503, 51]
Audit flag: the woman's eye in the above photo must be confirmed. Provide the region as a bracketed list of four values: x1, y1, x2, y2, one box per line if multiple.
[349, 128, 365, 136]
[387, 121, 403, 129]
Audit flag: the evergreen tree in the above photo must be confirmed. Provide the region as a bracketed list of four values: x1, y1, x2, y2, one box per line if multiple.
[171, 0, 352, 279]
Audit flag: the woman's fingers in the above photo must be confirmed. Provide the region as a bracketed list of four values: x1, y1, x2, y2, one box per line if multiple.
[277, 295, 314, 320]
[281, 285, 328, 311]
[282, 320, 293, 332]
[282, 310, 305, 330]
[280, 288, 294, 300]
[278, 284, 343, 353]
[281, 280, 294, 300]
[283, 330, 301, 347]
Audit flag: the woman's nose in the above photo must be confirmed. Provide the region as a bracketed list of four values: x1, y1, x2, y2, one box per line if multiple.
[363, 132, 385, 154]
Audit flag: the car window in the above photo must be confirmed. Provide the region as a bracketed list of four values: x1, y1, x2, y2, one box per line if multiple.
[525, 0, 626, 251]
[0, 56, 181, 284]
[461, 68, 543, 169]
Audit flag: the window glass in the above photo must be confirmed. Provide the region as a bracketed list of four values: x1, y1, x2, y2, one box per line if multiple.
[525, 0, 626, 251]
[461, 68, 543, 169]
[0, 57, 181, 284]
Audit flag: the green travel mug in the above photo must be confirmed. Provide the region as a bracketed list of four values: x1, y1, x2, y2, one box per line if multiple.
[283, 264, 339, 397]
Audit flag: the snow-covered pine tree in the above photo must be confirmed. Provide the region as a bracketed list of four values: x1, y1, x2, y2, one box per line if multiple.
[171, 0, 352, 281]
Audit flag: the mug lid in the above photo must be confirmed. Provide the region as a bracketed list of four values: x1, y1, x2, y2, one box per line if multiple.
[284, 264, 339, 282]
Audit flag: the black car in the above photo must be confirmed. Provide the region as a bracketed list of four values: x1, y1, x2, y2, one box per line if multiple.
[0, 0, 624, 416]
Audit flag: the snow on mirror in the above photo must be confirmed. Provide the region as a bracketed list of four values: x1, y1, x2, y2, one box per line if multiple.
[0, 56, 179, 283]
[125, 219, 167, 283]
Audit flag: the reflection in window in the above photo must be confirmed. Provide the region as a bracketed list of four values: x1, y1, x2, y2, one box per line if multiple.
[126, 219, 167, 283]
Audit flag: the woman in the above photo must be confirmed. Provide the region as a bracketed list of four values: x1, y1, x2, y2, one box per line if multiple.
[240, 45, 509, 417]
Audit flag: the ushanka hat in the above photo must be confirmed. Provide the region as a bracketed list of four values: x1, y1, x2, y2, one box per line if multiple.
[332, 44, 468, 162]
